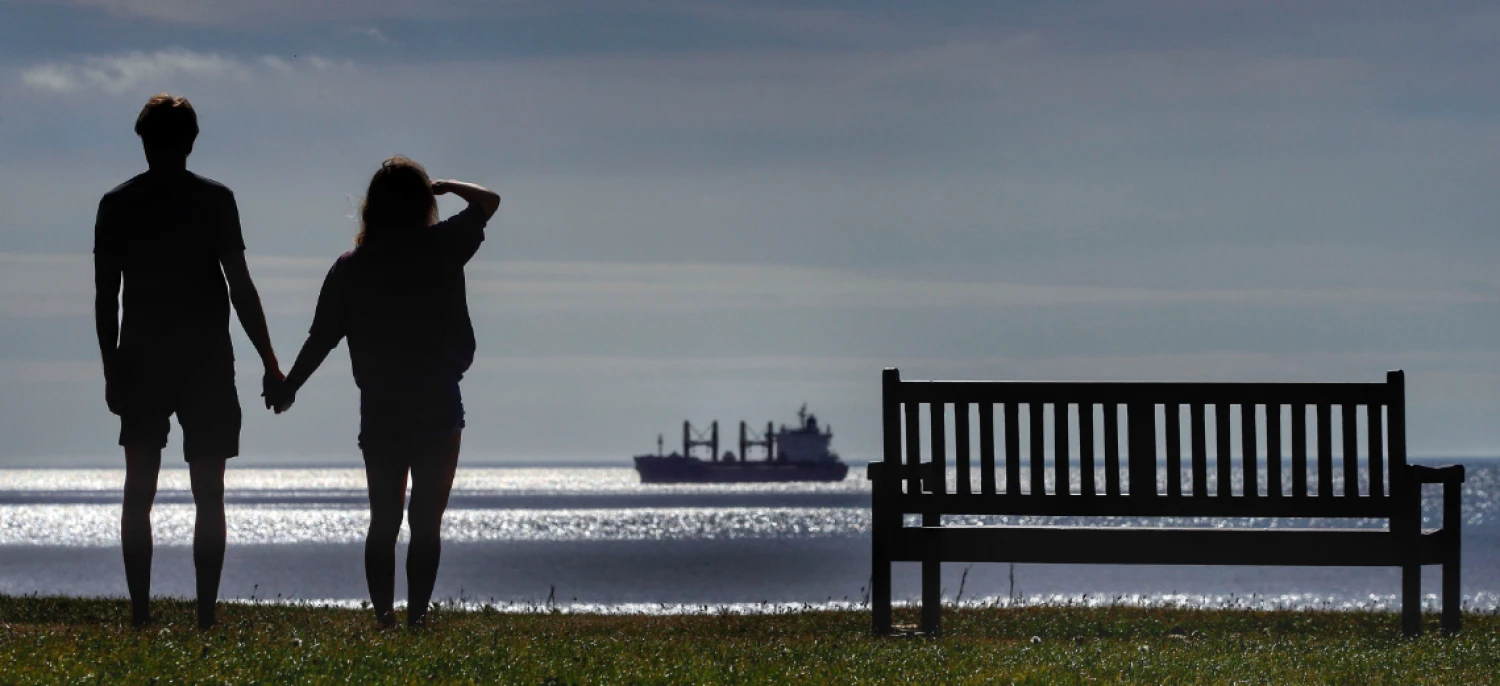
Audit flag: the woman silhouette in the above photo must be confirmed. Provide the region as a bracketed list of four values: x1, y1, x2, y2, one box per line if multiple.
[273, 156, 499, 627]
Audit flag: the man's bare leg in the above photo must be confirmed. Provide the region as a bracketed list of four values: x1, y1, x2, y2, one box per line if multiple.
[189, 457, 227, 630]
[122, 445, 161, 628]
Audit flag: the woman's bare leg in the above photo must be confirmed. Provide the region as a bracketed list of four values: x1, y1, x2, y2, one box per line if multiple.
[405, 432, 461, 628]
[362, 454, 409, 628]
[122, 445, 161, 627]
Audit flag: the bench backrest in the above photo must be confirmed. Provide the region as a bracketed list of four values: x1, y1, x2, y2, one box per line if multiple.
[876, 368, 1410, 522]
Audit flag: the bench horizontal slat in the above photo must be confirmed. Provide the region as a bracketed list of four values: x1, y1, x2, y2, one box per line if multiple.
[886, 493, 1395, 518]
[891, 381, 1391, 406]
[887, 526, 1446, 566]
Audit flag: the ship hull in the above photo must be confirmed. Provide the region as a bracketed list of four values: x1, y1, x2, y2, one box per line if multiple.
[633, 456, 849, 483]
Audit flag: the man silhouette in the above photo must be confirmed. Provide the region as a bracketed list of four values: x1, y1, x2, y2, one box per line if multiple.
[94, 93, 283, 629]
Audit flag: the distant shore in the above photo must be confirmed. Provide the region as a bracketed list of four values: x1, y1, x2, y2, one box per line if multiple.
[2, 595, 1495, 684]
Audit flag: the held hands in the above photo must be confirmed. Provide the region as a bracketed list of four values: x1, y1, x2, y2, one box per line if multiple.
[262, 367, 295, 414]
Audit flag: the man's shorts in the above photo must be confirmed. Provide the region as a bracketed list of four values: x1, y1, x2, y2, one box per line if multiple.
[117, 346, 241, 462]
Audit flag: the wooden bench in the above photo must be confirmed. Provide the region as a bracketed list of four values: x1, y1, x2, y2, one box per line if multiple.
[868, 368, 1465, 637]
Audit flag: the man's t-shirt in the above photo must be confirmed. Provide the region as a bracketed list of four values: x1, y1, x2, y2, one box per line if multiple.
[306, 204, 488, 394]
[94, 170, 244, 373]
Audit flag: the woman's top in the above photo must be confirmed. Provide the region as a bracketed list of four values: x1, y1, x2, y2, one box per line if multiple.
[304, 204, 489, 392]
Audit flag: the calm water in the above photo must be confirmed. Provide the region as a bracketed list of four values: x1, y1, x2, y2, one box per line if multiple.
[1, 463, 1496, 613]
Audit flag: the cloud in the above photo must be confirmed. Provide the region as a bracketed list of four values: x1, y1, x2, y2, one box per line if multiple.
[20, 49, 249, 94]
[25, 0, 475, 26]
[343, 25, 390, 43]
[19, 49, 349, 95]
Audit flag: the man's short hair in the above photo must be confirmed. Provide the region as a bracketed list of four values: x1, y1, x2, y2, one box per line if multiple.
[134, 93, 198, 153]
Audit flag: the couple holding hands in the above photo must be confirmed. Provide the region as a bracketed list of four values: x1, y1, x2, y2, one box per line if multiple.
[95, 94, 500, 629]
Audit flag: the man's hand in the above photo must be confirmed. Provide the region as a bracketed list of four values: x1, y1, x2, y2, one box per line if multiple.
[262, 367, 285, 411]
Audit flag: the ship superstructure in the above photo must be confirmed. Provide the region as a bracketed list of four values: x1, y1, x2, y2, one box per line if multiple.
[633, 406, 849, 483]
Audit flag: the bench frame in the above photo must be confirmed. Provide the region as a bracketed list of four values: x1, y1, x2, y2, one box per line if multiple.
[868, 368, 1464, 637]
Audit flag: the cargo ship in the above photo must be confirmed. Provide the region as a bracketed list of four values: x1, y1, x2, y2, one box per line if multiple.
[633, 406, 850, 483]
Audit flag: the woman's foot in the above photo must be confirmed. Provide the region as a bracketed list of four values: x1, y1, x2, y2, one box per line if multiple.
[374, 608, 398, 629]
[130, 611, 152, 629]
[406, 608, 428, 630]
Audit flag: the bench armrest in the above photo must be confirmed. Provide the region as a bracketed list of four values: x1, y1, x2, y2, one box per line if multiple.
[866, 461, 938, 490]
[1411, 464, 1466, 484]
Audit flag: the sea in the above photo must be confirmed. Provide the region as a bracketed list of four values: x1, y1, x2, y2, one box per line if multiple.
[1, 460, 1496, 614]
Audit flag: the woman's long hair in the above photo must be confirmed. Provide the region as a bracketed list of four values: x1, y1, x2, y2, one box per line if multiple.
[356, 156, 437, 246]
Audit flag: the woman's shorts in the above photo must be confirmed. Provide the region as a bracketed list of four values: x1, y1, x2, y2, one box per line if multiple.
[357, 376, 465, 453]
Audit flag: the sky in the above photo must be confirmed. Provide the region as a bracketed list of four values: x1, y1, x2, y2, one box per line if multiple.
[0, 0, 1496, 466]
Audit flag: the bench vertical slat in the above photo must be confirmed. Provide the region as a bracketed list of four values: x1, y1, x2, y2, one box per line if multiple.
[1368, 404, 1384, 498]
[873, 367, 900, 635]
[1342, 403, 1360, 498]
[1080, 402, 1097, 497]
[1266, 404, 1282, 498]
[904, 401, 921, 497]
[1387, 371, 1416, 635]
[1165, 403, 1181, 498]
[930, 403, 947, 503]
[1292, 404, 1308, 498]
[1055, 404, 1071, 496]
[1215, 404, 1232, 497]
[1127, 403, 1157, 497]
[980, 403, 996, 495]
[1190, 404, 1207, 498]
[1030, 402, 1046, 495]
[1242, 404, 1259, 499]
[1317, 404, 1334, 498]
[955, 402, 971, 496]
[923, 400, 943, 636]
[1004, 403, 1021, 496]
[1104, 403, 1121, 497]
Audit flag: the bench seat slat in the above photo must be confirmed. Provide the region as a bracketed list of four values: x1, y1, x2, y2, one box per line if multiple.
[893, 493, 1395, 518]
[887, 526, 1446, 567]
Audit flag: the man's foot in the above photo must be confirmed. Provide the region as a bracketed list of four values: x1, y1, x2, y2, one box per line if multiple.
[374, 609, 397, 630]
[406, 611, 428, 630]
[130, 612, 152, 629]
[196, 604, 216, 631]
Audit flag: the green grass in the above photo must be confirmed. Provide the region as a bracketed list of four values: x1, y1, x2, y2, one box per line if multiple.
[0, 595, 1496, 684]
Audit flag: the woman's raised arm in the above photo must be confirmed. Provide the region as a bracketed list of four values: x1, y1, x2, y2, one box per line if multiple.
[431, 179, 500, 220]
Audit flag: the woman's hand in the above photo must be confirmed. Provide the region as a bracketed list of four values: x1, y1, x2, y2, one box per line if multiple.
[429, 179, 500, 219]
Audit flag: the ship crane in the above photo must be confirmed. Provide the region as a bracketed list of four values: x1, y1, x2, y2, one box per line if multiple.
[739, 421, 777, 463]
[682, 420, 719, 462]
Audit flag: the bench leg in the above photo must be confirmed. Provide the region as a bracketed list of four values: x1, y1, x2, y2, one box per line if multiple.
[921, 559, 940, 637]
[1401, 564, 1421, 637]
[1442, 560, 1460, 635]
[872, 558, 892, 635]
